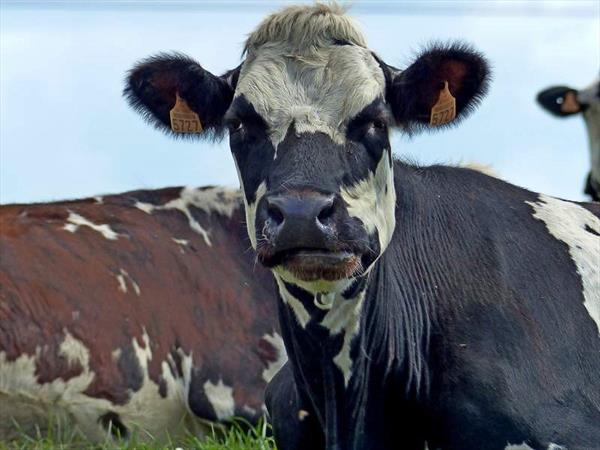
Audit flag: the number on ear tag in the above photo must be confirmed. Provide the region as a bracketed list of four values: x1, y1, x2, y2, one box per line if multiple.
[170, 93, 203, 133]
[430, 81, 457, 126]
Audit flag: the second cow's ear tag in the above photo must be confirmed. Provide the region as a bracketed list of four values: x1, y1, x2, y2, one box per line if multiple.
[561, 91, 581, 114]
[430, 81, 457, 126]
[170, 92, 203, 134]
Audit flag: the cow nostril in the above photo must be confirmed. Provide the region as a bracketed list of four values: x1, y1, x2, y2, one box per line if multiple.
[317, 199, 335, 224]
[267, 204, 285, 226]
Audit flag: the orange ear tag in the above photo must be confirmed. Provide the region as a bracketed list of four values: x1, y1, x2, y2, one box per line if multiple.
[560, 91, 581, 114]
[169, 93, 203, 133]
[430, 81, 457, 126]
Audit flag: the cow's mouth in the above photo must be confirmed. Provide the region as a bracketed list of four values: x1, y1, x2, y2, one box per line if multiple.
[266, 248, 361, 282]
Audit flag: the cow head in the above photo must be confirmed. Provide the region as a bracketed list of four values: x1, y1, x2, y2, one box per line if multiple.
[537, 77, 600, 200]
[125, 4, 489, 294]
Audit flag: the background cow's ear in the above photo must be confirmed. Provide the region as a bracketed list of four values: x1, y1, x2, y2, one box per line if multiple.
[536, 86, 581, 117]
[384, 42, 490, 133]
[124, 52, 240, 140]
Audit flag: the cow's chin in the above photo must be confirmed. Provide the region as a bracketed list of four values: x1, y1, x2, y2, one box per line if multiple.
[262, 249, 362, 293]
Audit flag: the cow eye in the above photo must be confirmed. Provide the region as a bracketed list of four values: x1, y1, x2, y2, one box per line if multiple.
[227, 118, 244, 134]
[371, 119, 387, 130]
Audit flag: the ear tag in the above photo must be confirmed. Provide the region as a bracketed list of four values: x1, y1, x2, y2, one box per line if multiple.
[430, 81, 457, 126]
[561, 91, 581, 114]
[170, 93, 203, 133]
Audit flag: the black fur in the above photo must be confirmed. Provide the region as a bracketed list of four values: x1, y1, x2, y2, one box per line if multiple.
[383, 41, 491, 134]
[123, 52, 239, 141]
[267, 162, 600, 450]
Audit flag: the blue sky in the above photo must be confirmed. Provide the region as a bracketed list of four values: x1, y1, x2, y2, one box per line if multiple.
[1, 1, 598, 204]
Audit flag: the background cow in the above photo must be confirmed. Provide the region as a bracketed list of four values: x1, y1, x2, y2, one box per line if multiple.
[0, 186, 283, 441]
[126, 3, 600, 450]
[537, 77, 600, 201]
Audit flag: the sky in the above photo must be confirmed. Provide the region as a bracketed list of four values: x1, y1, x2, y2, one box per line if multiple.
[1, 0, 599, 204]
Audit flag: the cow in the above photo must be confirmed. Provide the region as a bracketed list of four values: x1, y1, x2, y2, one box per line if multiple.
[537, 77, 600, 201]
[125, 3, 600, 450]
[0, 186, 284, 441]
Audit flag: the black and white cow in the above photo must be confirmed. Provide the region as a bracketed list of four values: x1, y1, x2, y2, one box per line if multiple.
[537, 77, 600, 201]
[125, 4, 600, 449]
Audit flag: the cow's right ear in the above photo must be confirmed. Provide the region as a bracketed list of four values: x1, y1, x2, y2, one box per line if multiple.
[124, 53, 240, 139]
[536, 86, 582, 117]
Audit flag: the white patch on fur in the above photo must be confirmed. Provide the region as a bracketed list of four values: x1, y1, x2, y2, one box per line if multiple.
[341, 154, 396, 253]
[275, 267, 353, 295]
[172, 237, 190, 254]
[236, 5, 385, 149]
[115, 269, 140, 296]
[275, 275, 310, 328]
[0, 328, 208, 442]
[62, 212, 119, 240]
[203, 379, 235, 421]
[505, 444, 534, 450]
[134, 187, 241, 247]
[526, 194, 600, 336]
[244, 181, 267, 249]
[93, 196, 103, 204]
[261, 332, 288, 382]
[547, 444, 566, 450]
[320, 291, 365, 386]
[462, 161, 499, 178]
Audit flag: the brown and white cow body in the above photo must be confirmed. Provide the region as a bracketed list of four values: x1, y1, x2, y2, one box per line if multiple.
[0, 186, 283, 441]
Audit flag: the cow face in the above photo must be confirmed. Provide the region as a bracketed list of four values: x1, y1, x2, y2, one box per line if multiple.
[537, 77, 600, 200]
[125, 4, 489, 293]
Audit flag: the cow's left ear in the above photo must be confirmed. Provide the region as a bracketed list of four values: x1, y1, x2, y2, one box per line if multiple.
[124, 52, 240, 140]
[382, 42, 490, 133]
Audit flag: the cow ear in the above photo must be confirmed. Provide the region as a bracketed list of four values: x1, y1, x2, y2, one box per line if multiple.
[124, 52, 240, 140]
[384, 42, 490, 133]
[537, 86, 581, 117]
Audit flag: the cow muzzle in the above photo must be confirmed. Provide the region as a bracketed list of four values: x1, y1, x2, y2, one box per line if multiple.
[256, 191, 362, 282]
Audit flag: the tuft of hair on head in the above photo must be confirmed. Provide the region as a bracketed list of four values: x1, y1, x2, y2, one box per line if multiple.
[243, 1, 367, 56]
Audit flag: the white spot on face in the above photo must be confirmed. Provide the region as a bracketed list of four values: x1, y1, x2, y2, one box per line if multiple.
[134, 187, 241, 247]
[244, 181, 267, 249]
[115, 269, 140, 296]
[320, 291, 365, 386]
[341, 154, 396, 254]
[62, 211, 119, 240]
[237, 39, 386, 149]
[526, 194, 600, 336]
[203, 379, 235, 421]
[275, 276, 310, 328]
[261, 332, 288, 383]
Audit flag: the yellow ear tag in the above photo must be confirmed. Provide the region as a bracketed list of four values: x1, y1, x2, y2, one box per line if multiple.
[169, 93, 203, 133]
[430, 81, 457, 126]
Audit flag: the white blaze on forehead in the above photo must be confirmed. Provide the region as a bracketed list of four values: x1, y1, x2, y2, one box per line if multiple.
[203, 379, 235, 420]
[320, 291, 365, 386]
[244, 181, 267, 249]
[236, 40, 385, 148]
[134, 186, 241, 247]
[261, 332, 288, 383]
[341, 154, 397, 252]
[63, 211, 119, 240]
[526, 194, 600, 336]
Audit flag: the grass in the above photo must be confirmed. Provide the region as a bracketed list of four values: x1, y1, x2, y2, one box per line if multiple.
[0, 418, 277, 450]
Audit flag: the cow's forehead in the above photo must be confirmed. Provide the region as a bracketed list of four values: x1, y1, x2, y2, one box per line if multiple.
[235, 44, 386, 146]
